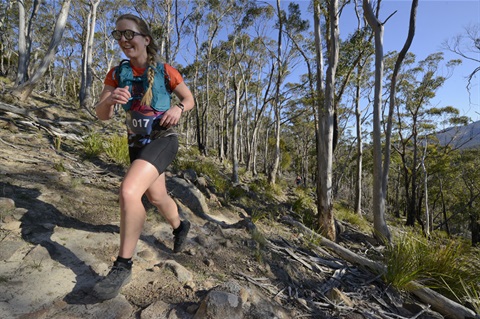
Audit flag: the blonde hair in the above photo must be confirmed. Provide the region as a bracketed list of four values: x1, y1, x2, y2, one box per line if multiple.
[116, 14, 159, 107]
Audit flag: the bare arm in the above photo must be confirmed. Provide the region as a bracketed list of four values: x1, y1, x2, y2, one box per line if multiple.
[159, 81, 195, 127]
[94, 85, 131, 121]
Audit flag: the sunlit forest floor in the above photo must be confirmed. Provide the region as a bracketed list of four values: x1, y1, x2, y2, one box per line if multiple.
[0, 90, 478, 318]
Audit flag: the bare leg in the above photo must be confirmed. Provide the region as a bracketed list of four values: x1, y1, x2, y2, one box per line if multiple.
[145, 173, 181, 230]
[118, 159, 159, 258]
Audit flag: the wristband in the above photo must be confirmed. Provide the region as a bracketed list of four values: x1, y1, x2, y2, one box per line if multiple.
[176, 103, 185, 112]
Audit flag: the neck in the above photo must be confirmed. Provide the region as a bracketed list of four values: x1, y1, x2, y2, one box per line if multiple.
[130, 54, 149, 68]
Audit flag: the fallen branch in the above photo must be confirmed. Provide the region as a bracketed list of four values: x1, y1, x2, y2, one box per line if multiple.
[281, 215, 479, 319]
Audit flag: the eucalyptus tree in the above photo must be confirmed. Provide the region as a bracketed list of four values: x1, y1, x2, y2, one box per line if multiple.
[458, 149, 480, 245]
[315, 0, 339, 240]
[391, 52, 461, 229]
[188, 0, 244, 156]
[78, 0, 100, 110]
[14, 0, 43, 86]
[1, 1, 18, 76]
[225, 4, 267, 183]
[244, 38, 276, 176]
[332, 25, 375, 214]
[283, 83, 316, 185]
[12, 0, 72, 101]
[443, 23, 480, 97]
[129, 0, 192, 65]
[268, 0, 309, 185]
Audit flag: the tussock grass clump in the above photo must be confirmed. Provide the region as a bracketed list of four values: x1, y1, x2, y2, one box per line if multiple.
[249, 176, 283, 201]
[104, 134, 129, 166]
[384, 231, 480, 308]
[175, 151, 230, 194]
[83, 132, 104, 158]
[334, 202, 372, 234]
[291, 187, 316, 229]
[83, 132, 129, 166]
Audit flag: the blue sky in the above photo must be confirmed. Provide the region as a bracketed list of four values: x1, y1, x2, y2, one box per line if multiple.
[283, 0, 480, 123]
[339, 0, 480, 123]
[371, 0, 480, 123]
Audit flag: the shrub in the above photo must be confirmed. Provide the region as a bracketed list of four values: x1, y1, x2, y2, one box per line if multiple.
[383, 231, 480, 307]
[83, 132, 104, 158]
[104, 134, 129, 166]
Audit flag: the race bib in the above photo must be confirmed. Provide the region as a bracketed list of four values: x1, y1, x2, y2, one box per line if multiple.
[126, 111, 156, 135]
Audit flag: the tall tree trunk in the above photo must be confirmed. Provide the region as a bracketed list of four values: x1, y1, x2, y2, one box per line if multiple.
[192, 16, 204, 155]
[15, 0, 27, 86]
[438, 180, 451, 235]
[421, 139, 430, 236]
[165, 0, 172, 64]
[79, 0, 99, 110]
[12, 0, 72, 101]
[354, 67, 363, 215]
[384, 0, 418, 230]
[407, 115, 419, 226]
[15, 0, 41, 85]
[363, 0, 391, 242]
[232, 79, 242, 184]
[268, 0, 283, 185]
[316, 0, 338, 241]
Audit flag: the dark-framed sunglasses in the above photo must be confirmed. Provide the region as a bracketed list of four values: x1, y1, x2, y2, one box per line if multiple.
[111, 29, 145, 41]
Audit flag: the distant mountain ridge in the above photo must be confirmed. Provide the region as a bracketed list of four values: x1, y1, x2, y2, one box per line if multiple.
[435, 120, 480, 150]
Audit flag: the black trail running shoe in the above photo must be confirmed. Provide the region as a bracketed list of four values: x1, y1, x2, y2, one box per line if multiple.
[92, 261, 132, 300]
[173, 220, 191, 253]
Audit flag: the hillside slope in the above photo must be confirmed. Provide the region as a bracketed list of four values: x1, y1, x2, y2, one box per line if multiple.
[436, 120, 480, 149]
[0, 93, 478, 319]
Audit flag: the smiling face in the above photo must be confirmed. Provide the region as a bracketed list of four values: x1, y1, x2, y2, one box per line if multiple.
[115, 19, 150, 67]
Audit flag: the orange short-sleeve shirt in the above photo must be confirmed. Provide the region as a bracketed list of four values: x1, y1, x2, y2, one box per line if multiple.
[104, 62, 183, 91]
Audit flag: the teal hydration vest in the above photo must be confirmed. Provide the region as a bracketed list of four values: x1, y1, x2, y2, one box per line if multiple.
[116, 60, 172, 112]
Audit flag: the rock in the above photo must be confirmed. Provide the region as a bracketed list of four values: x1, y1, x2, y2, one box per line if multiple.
[1, 220, 21, 231]
[166, 176, 210, 216]
[141, 300, 171, 319]
[182, 168, 198, 183]
[157, 260, 193, 283]
[0, 197, 15, 213]
[215, 280, 249, 304]
[194, 291, 243, 319]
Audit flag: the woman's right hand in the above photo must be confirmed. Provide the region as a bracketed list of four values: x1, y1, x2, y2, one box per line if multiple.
[95, 85, 130, 120]
[110, 86, 131, 105]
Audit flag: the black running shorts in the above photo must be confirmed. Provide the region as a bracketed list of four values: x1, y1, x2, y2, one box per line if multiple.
[129, 135, 179, 175]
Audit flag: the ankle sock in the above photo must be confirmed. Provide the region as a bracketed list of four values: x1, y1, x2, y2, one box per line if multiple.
[174, 221, 184, 234]
[115, 256, 133, 269]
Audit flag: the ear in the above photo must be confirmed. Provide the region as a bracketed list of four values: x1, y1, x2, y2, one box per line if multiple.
[145, 36, 151, 46]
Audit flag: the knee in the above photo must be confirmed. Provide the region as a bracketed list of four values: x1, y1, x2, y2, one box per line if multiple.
[148, 193, 170, 208]
[119, 182, 141, 203]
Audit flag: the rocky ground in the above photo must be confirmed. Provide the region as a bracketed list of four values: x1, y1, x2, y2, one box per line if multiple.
[0, 94, 477, 319]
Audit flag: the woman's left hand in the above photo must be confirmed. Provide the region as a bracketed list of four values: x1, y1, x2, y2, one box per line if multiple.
[159, 105, 183, 128]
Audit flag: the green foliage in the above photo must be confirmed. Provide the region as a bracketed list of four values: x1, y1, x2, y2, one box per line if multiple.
[251, 209, 268, 223]
[384, 231, 480, 306]
[291, 188, 316, 229]
[228, 185, 248, 200]
[280, 152, 292, 171]
[104, 134, 130, 167]
[451, 277, 480, 314]
[53, 161, 66, 172]
[334, 202, 372, 234]
[83, 132, 104, 159]
[176, 155, 230, 194]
